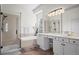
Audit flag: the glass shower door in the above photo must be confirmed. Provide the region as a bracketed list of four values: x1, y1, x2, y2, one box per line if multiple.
[0, 12, 3, 54]
[0, 12, 21, 55]
[0, 13, 1, 54]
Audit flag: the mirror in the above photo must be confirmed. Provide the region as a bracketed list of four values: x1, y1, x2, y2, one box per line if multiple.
[49, 14, 61, 33]
[45, 13, 62, 34]
[63, 5, 79, 36]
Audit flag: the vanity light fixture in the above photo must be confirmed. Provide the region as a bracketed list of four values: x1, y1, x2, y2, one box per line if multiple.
[48, 8, 64, 17]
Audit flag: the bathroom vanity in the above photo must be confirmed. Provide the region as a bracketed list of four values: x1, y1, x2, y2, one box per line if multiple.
[33, 5, 79, 55]
[37, 33, 79, 55]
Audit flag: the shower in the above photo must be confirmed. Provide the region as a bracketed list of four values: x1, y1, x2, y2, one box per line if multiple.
[0, 12, 8, 54]
[0, 12, 21, 55]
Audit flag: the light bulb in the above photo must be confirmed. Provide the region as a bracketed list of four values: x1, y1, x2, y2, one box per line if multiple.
[51, 12, 53, 15]
[48, 13, 52, 17]
[55, 11, 58, 15]
[53, 12, 55, 16]
[57, 10, 61, 14]
[48, 14, 50, 17]
[51, 12, 54, 16]
[61, 9, 64, 13]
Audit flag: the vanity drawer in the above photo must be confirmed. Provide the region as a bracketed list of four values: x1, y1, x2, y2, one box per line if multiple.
[69, 39, 79, 44]
[58, 37, 69, 43]
[48, 36, 54, 39]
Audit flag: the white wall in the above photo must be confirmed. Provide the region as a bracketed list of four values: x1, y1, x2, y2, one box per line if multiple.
[2, 4, 39, 36]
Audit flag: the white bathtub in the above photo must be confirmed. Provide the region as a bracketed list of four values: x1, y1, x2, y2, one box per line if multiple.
[21, 36, 37, 49]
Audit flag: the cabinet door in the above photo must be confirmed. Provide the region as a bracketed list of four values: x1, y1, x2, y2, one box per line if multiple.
[43, 37, 49, 50]
[53, 40, 63, 55]
[76, 44, 79, 55]
[37, 35, 49, 50]
[40, 37, 49, 50]
[37, 35, 44, 49]
[64, 43, 76, 55]
[37, 35, 41, 46]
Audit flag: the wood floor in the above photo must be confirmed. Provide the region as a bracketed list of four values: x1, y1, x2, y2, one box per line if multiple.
[20, 47, 53, 55]
[1, 46, 53, 55]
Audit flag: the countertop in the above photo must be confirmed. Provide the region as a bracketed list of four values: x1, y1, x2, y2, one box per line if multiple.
[21, 36, 37, 41]
[38, 33, 79, 40]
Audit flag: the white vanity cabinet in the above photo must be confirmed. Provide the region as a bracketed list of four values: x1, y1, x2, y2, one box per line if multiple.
[37, 34, 43, 49]
[76, 44, 79, 55]
[53, 39, 63, 55]
[69, 39, 79, 55]
[53, 37, 79, 55]
[37, 33, 79, 55]
[70, 39, 79, 55]
[37, 34, 49, 50]
[63, 43, 76, 55]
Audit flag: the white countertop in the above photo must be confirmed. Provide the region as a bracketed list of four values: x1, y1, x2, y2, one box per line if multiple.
[38, 33, 79, 40]
[21, 36, 37, 41]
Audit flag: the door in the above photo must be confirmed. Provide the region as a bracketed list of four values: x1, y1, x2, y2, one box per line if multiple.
[37, 35, 45, 50]
[64, 43, 76, 55]
[0, 13, 20, 54]
[53, 40, 63, 55]
[76, 44, 79, 55]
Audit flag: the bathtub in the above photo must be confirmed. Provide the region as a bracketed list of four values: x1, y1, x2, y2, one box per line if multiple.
[21, 36, 37, 49]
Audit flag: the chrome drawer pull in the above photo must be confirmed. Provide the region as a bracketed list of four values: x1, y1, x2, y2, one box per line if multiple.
[63, 44, 65, 46]
[73, 41, 76, 43]
[62, 39, 64, 41]
[61, 43, 65, 46]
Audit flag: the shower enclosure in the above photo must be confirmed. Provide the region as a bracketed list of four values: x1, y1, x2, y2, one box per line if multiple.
[0, 5, 21, 55]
